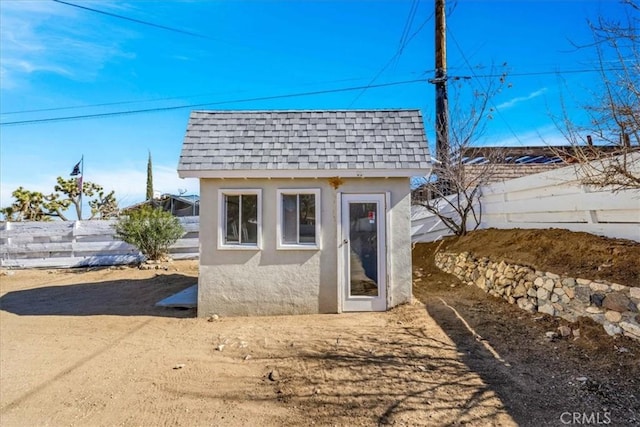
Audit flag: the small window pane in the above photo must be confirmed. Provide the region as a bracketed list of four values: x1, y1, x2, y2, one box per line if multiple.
[299, 194, 316, 244]
[225, 195, 239, 243]
[280, 193, 316, 246]
[241, 194, 258, 244]
[282, 194, 298, 244]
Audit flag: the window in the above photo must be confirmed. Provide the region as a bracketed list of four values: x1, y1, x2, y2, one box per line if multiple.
[218, 190, 261, 249]
[277, 189, 321, 249]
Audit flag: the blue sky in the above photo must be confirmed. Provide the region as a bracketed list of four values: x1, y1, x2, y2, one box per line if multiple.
[0, 0, 630, 213]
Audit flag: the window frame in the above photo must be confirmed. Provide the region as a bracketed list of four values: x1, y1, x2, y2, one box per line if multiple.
[218, 189, 262, 250]
[276, 188, 321, 250]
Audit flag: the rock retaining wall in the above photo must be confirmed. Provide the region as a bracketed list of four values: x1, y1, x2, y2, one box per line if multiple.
[434, 252, 640, 341]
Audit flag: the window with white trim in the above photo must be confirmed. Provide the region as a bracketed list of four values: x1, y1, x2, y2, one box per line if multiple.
[218, 189, 261, 249]
[277, 189, 321, 249]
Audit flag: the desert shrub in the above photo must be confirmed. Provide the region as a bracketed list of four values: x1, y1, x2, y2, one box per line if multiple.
[114, 206, 185, 261]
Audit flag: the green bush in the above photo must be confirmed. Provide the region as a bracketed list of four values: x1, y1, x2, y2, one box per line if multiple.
[114, 206, 185, 261]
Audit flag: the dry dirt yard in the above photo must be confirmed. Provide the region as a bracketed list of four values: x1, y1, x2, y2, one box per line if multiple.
[0, 228, 639, 426]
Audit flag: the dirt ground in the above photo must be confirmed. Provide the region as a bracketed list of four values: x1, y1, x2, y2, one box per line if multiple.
[0, 228, 639, 426]
[412, 228, 640, 426]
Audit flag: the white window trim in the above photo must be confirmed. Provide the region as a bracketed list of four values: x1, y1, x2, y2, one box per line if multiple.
[276, 189, 321, 250]
[218, 189, 262, 250]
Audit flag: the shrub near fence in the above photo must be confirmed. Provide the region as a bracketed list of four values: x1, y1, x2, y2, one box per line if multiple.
[0, 217, 199, 269]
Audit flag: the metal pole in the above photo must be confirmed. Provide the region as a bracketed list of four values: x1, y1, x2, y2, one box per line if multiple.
[80, 155, 84, 220]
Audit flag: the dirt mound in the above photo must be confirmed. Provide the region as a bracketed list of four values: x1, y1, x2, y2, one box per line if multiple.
[421, 228, 639, 286]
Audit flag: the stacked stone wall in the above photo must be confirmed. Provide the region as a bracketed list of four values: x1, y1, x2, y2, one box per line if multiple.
[434, 252, 640, 341]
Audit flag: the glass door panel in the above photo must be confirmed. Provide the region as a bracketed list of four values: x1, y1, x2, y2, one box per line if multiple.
[349, 202, 379, 297]
[341, 194, 386, 312]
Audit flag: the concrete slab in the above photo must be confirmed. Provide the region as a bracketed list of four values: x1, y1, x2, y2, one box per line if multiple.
[156, 284, 197, 308]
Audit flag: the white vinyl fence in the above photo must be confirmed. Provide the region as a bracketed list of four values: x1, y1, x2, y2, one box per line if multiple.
[412, 156, 640, 243]
[2, 156, 639, 268]
[411, 193, 480, 243]
[0, 217, 199, 268]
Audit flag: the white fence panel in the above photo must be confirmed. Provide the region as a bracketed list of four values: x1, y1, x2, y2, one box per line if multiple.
[596, 210, 640, 223]
[412, 153, 640, 243]
[411, 212, 455, 243]
[411, 193, 481, 243]
[483, 190, 638, 214]
[0, 217, 200, 268]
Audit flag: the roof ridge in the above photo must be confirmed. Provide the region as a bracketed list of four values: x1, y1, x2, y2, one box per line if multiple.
[191, 108, 422, 113]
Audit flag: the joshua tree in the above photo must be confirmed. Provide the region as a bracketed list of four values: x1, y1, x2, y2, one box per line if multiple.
[1, 178, 118, 221]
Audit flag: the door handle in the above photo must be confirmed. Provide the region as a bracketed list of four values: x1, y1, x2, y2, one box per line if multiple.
[339, 239, 348, 248]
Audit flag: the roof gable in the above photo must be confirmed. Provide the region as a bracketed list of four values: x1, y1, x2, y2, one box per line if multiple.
[178, 110, 431, 178]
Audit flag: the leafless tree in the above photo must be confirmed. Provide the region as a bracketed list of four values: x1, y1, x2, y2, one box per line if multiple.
[413, 67, 508, 236]
[553, 0, 640, 190]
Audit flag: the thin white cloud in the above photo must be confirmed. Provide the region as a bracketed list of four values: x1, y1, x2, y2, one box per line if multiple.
[2, 58, 72, 76]
[496, 88, 548, 111]
[0, 1, 135, 89]
[489, 125, 569, 147]
[172, 55, 192, 61]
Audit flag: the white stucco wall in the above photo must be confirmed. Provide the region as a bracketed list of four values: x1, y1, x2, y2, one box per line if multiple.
[197, 177, 413, 317]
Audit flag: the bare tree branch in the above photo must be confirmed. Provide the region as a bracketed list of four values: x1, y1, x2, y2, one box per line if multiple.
[553, 1, 640, 189]
[413, 63, 508, 236]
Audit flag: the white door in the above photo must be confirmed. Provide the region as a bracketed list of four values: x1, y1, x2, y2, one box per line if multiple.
[340, 194, 386, 312]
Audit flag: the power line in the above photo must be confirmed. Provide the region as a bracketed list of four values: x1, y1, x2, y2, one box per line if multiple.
[397, 0, 420, 59]
[2, 65, 627, 119]
[51, 0, 215, 40]
[1, 76, 375, 116]
[349, 6, 434, 107]
[447, 28, 524, 145]
[51, 0, 428, 86]
[472, 68, 628, 79]
[0, 78, 427, 126]
[5, 66, 621, 117]
[423, 67, 628, 80]
[401, 9, 434, 59]
[2, 94, 201, 116]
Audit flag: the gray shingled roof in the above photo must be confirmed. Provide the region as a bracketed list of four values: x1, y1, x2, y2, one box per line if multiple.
[178, 110, 431, 178]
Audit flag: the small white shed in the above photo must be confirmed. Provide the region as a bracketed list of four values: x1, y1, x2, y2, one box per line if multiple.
[178, 110, 431, 317]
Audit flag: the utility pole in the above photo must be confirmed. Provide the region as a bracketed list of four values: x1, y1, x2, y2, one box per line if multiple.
[433, 0, 450, 168]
